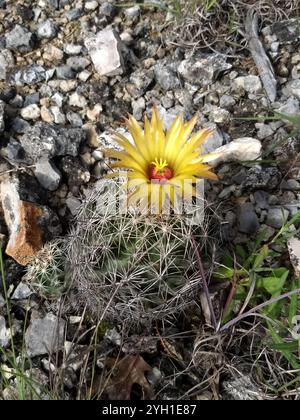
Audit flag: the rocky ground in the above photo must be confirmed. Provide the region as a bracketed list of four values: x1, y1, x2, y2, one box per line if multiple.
[0, 0, 300, 400]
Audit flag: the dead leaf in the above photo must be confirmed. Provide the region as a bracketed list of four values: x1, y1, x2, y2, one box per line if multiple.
[106, 355, 154, 400]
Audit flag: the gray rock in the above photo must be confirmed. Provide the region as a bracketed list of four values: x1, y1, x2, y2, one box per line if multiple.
[277, 97, 299, 115]
[34, 159, 62, 191]
[85, 28, 125, 76]
[0, 293, 5, 308]
[5, 25, 35, 52]
[178, 53, 232, 86]
[202, 126, 224, 154]
[124, 5, 140, 21]
[232, 76, 262, 94]
[49, 106, 66, 125]
[0, 49, 15, 80]
[85, 0, 99, 11]
[203, 138, 262, 167]
[60, 156, 90, 189]
[37, 20, 57, 39]
[0, 100, 4, 133]
[266, 207, 289, 229]
[16, 122, 85, 164]
[129, 69, 154, 97]
[64, 44, 82, 55]
[11, 65, 46, 86]
[100, 2, 115, 17]
[25, 313, 66, 357]
[132, 97, 146, 120]
[238, 203, 260, 234]
[154, 60, 181, 91]
[236, 166, 281, 191]
[284, 79, 300, 100]
[66, 111, 83, 127]
[219, 94, 236, 108]
[47, 0, 59, 8]
[11, 118, 30, 134]
[259, 224, 275, 241]
[271, 19, 300, 44]
[24, 93, 40, 107]
[12, 282, 32, 300]
[255, 123, 274, 140]
[65, 8, 83, 21]
[55, 65, 76, 80]
[66, 56, 90, 72]
[209, 107, 230, 125]
[0, 316, 10, 348]
[66, 196, 81, 215]
[254, 191, 270, 210]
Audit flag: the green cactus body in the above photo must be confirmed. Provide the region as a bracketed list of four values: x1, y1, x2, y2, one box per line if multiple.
[66, 182, 211, 327]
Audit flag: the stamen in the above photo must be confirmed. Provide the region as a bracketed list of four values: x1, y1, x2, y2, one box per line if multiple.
[151, 158, 168, 172]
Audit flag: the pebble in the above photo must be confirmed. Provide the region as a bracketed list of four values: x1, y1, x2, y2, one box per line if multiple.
[25, 313, 66, 357]
[85, 28, 125, 76]
[69, 92, 87, 108]
[237, 203, 260, 234]
[232, 76, 262, 94]
[266, 207, 289, 228]
[64, 44, 82, 55]
[35, 159, 62, 191]
[37, 19, 57, 39]
[66, 111, 83, 127]
[21, 104, 41, 120]
[86, 104, 102, 121]
[85, 0, 98, 11]
[43, 45, 64, 62]
[5, 25, 35, 52]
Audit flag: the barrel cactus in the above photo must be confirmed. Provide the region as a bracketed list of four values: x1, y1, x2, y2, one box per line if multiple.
[65, 181, 214, 327]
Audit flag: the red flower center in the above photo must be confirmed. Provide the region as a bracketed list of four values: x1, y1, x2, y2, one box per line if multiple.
[149, 165, 173, 183]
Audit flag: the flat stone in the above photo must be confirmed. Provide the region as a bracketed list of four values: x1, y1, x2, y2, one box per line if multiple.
[178, 53, 232, 86]
[271, 19, 300, 43]
[69, 92, 87, 108]
[37, 20, 57, 39]
[34, 159, 62, 191]
[203, 138, 262, 167]
[288, 238, 300, 276]
[266, 207, 289, 229]
[0, 100, 4, 133]
[237, 203, 260, 234]
[154, 60, 180, 91]
[21, 104, 41, 121]
[5, 25, 35, 52]
[1, 176, 62, 265]
[285, 80, 300, 100]
[12, 282, 32, 300]
[64, 44, 82, 55]
[25, 313, 66, 357]
[0, 49, 15, 80]
[11, 65, 46, 86]
[85, 28, 125, 76]
[232, 76, 262, 94]
[0, 316, 10, 348]
[16, 122, 85, 163]
[66, 56, 90, 72]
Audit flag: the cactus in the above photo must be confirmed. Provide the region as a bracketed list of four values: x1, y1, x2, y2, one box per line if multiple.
[65, 181, 215, 328]
[24, 240, 69, 298]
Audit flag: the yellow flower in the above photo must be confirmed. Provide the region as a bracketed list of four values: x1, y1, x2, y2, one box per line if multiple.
[104, 107, 218, 213]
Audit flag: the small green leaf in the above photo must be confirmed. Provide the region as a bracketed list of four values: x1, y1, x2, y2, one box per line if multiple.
[253, 245, 269, 269]
[271, 341, 299, 352]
